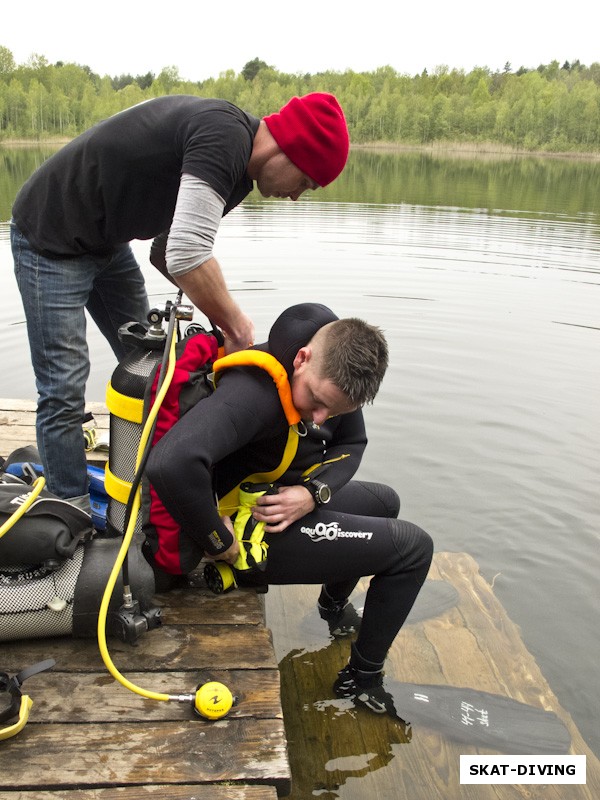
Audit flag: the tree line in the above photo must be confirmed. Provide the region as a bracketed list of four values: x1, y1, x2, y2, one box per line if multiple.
[1, 47, 599, 152]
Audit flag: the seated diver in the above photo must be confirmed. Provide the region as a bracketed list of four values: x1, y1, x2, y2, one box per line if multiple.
[145, 302, 434, 714]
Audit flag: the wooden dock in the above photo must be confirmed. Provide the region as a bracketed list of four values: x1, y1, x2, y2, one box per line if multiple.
[2, 398, 600, 799]
[0, 399, 107, 468]
[0, 400, 290, 798]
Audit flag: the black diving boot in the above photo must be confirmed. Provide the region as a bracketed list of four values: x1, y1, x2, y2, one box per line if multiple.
[334, 664, 397, 714]
[317, 586, 362, 638]
[334, 643, 410, 729]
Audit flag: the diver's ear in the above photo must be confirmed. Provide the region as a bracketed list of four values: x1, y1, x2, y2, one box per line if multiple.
[292, 345, 312, 372]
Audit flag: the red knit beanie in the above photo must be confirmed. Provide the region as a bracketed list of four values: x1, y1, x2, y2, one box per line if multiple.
[263, 93, 349, 187]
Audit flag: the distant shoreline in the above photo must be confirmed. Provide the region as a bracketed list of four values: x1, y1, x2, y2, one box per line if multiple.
[2, 137, 599, 161]
[0, 138, 72, 147]
[352, 141, 600, 161]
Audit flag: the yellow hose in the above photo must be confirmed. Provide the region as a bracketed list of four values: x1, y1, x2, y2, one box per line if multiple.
[97, 326, 178, 703]
[0, 476, 46, 540]
[0, 695, 33, 741]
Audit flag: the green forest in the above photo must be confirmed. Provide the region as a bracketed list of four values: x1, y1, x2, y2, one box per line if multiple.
[1, 48, 599, 152]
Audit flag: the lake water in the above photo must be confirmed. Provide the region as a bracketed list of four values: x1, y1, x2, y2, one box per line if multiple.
[1, 146, 599, 795]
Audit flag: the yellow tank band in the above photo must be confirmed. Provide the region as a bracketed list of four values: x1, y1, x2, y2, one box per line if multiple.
[104, 463, 139, 505]
[106, 381, 145, 424]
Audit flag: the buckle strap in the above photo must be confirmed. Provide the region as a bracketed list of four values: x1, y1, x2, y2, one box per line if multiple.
[0, 659, 56, 737]
[15, 658, 56, 687]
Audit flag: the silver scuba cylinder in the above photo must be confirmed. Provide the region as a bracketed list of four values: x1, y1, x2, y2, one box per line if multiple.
[104, 318, 166, 537]
[104, 301, 193, 538]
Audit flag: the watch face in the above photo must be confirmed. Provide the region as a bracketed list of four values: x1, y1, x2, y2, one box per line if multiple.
[316, 483, 331, 504]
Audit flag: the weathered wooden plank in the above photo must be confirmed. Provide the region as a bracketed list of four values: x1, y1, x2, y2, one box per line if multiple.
[0, 624, 278, 672]
[155, 582, 266, 626]
[0, 787, 278, 800]
[0, 399, 38, 413]
[21, 669, 282, 723]
[270, 555, 600, 800]
[0, 427, 39, 453]
[0, 787, 279, 800]
[0, 399, 108, 417]
[0, 719, 290, 794]
[0, 399, 108, 462]
[0, 414, 105, 432]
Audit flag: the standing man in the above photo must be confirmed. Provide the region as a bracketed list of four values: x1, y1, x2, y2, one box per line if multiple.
[10, 93, 349, 508]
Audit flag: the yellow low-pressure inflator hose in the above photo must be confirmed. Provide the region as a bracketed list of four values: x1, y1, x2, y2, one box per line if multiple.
[96, 306, 195, 706]
[0, 476, 46, 540]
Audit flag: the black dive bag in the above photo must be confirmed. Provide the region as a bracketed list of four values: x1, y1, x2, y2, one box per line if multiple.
[0, 448, 155, 642]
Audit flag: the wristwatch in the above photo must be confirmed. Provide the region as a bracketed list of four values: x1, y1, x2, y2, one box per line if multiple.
[306, 478, 331, 506]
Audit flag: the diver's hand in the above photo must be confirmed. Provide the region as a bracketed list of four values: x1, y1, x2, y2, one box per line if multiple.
[252, 485, 315, 533]
[204, 516, 239, 565]
[217, 540, 240, 565]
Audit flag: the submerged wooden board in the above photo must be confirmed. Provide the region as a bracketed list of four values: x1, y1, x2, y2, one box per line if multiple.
[268, 553, 600, 799]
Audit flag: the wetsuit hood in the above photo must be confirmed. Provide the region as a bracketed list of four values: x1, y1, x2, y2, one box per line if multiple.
[267, 303, 339, 375]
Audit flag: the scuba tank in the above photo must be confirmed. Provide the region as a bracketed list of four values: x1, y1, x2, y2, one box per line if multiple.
[98, 301, 196, 643]
[104, 301, 193, 535]
[96, 297, 236, 718]
[105, 314, 168, 537]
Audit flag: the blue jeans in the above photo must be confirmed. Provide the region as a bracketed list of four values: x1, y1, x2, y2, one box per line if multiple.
[11, 223, 150, 499]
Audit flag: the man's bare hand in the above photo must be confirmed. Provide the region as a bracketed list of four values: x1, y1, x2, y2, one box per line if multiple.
[223, 311, 255, 353]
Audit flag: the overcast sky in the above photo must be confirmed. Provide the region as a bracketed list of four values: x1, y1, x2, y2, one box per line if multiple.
[3, 1, 598, 81]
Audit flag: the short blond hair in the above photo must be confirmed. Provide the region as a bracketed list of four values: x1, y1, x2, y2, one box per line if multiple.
[311, 319, 388, 406]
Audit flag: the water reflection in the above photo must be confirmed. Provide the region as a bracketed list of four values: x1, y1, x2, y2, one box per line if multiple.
[278, 638, 412, 798]
[320, 149, 600, 220]
[2, 144, 600, 223]
[0, 146, 61, 220]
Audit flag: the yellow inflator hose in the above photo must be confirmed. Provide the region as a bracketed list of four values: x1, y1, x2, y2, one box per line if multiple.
[96, 317, 185, 704]
[0, 695, 33, 741]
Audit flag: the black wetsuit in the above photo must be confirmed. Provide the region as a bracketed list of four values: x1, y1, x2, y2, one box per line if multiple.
[146, 303, 433, 665]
